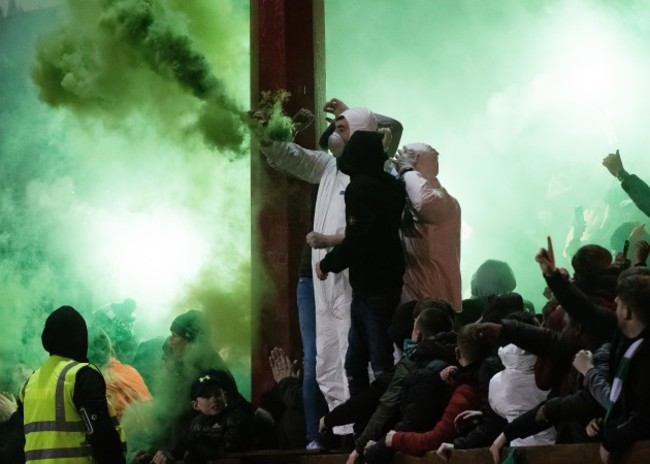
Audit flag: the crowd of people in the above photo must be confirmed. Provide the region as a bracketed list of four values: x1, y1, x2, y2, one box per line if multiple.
[0, 98, 649, 464]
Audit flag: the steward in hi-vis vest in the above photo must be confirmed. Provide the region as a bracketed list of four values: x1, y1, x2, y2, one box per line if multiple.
[19, 306, 126, 464]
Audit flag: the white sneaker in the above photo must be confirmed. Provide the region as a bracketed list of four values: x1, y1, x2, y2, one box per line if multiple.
[306, 440, 321, 451]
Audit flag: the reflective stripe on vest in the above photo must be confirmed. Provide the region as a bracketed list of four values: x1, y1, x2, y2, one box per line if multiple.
[23, 357, 93, 463]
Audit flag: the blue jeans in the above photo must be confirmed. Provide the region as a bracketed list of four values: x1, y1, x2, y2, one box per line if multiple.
[297, 277, 320, 442]
[344, 291, 400, 398]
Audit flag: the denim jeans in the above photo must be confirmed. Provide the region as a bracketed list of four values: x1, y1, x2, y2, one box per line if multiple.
[297, 277, 321, 442]
[344, 290, 400, 398]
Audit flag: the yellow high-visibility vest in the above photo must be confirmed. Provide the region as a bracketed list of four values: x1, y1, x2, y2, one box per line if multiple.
[20, 355, 125, 463]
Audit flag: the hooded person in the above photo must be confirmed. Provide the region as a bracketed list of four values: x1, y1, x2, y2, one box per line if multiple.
[87, 328, 152, 419]
[318, 130, 406, 399]
[392, 143, 462, 311]
[489, 343, 556, 446]
[19, 306, 126, 464]
[258, 103, 393, 435]
[129, 309, 231, 460]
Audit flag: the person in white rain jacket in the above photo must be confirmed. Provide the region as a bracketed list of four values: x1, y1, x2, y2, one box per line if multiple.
[489, 343, 556, 446]
[392, 143, 462, 311]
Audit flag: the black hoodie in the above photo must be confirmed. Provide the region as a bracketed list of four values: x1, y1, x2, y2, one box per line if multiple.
[42, 305, 89, 362]
[320, 131, 405, 296]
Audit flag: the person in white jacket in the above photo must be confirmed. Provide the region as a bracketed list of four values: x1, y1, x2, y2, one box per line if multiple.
[259, 100, 382, 435]
[489, 343, 556, 446]
[392, 143, 462, 311]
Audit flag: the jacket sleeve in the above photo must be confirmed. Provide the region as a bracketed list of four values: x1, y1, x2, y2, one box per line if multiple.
[74, 367, 126, 464]
[453, 406, 507, 449]
[320, 178, 376, 274]
[583, 344, 612, 410]
[260, 141, 331, 184]
[276, 377, 303, 411]
[621, 173, 650, 218]
[391, 384, 479, 456]
[355, 362, 409, 454]
[602, 345, 650, 454]
[402, 171, 459, 226]
[500, 320, 574, 364]
[324, 382, 384, 429]
[544, 271, 616, 341]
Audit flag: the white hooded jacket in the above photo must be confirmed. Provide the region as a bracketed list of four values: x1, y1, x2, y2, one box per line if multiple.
[489, 344, 556, 446]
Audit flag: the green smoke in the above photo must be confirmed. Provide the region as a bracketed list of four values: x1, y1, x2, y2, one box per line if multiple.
[326, 0, 650, 311]
[1, 0, 252, 432]
[32, 0, 246, 153]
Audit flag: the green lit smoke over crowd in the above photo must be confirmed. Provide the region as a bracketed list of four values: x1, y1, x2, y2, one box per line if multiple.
[1, 0, 650, 418]
[326, 0, 650, 310]
[0, 0, 252, 402]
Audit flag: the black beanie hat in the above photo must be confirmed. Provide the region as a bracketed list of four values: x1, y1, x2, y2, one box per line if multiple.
[41, 306, 89, 363]
[170, 309, 205, 343]
[482, 292, 524, 324]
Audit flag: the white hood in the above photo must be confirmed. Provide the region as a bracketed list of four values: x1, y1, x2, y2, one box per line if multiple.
[340, 107, 378, 135]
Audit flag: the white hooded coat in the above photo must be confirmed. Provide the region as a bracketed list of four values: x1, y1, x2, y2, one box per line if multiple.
[260, 108, 377, 434]
[489, 344, 556, 446]
[399, 144, 462, 310]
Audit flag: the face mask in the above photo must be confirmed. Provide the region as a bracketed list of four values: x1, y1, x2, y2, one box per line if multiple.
[328, 132, 345, 158]
[402, 339, 418, 359]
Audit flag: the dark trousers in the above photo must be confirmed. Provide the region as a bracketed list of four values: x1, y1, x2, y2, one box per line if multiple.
[345, 290, 400, 398]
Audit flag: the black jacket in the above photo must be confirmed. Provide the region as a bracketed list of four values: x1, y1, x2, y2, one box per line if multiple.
[170, 395, 257, 461]
[320, 131, 405, 296]
[395, 332, 457, 432]
[602, 330, 650, 454]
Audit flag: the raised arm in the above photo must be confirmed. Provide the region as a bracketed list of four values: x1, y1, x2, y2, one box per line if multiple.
[402, 171, 459, 225]
[260, 141, 331, 184]
[535, 236, 616, 340]
[603, 150, 650, 218]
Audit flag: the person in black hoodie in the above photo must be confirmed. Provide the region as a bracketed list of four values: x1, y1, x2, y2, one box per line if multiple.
[317, 130, 406, 399]
[19, 305, 125, 464]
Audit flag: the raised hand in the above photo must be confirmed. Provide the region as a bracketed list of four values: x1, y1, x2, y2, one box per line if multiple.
[535, 236, 557, 276]
[269, 347, 296, 383]
[602, 149, 624, 178]
[292, 108, 315, 133]
[323, 98, 349, 122]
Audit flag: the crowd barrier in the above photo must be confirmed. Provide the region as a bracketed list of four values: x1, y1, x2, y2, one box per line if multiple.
[174, 440, 650, 464]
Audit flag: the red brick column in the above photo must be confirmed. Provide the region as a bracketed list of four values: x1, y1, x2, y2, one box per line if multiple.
[250, 0, 325, 406]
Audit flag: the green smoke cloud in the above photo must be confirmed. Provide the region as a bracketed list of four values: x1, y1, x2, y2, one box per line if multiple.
[1, 0, 252, 427]
[32, 0, 246, 153]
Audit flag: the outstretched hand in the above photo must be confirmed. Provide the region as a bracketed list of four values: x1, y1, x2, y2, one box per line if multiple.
[269, 347, 298, 383]
[535, 236, 557, 276]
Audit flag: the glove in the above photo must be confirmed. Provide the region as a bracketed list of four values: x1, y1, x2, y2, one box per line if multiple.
[391, 146, 418, 175]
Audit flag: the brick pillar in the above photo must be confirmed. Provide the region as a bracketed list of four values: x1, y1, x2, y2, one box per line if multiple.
[250, 0, 325, 406]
